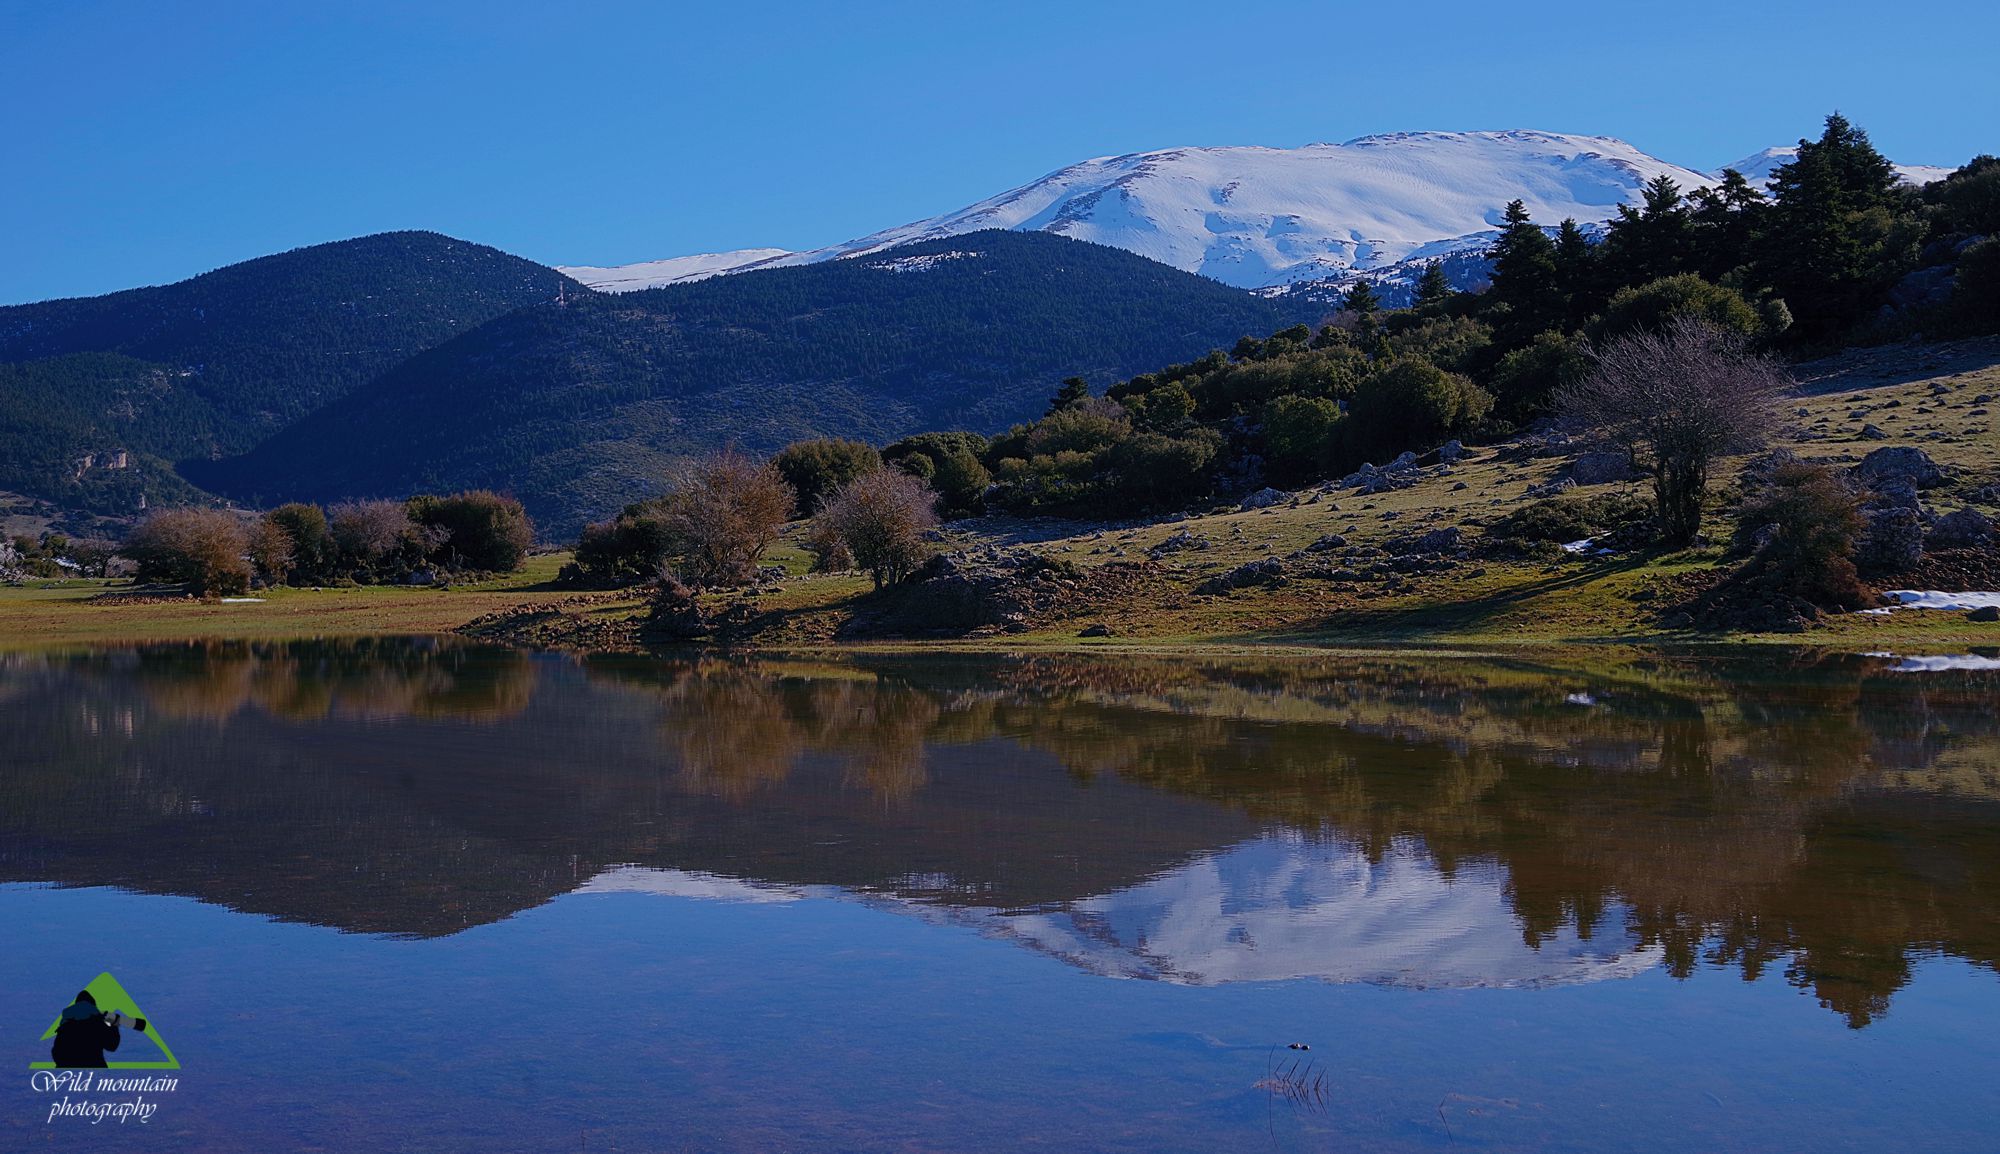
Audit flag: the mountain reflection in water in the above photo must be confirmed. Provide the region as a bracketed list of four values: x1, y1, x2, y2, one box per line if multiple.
[4, 639, 1999, 1028]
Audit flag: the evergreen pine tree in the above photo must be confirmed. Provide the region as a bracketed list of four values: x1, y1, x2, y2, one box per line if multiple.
[1047, 376, 1091, 415]
[1688, 168, 1767, 280]
[1759, 113, 1913, 338]
[1552, 218, 1598, 326]
[1487, 199, 1561, 341]
[1414, 261, 1452, 308]
[1342, 279, 1381, 315]
[1601, 175, 1693, 285]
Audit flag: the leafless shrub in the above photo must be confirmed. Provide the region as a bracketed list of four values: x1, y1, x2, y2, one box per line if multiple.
[246, 518, 295, 584]
[1558, 316, 1788, 546]
[811, 469, 939, 589]
[658, 450, 796, 587]
[330, 499, 417, 569]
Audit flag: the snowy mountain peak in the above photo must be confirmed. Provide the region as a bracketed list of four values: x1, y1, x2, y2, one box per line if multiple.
[556, 247, 790, 291]
[565, 130, 1955, 294]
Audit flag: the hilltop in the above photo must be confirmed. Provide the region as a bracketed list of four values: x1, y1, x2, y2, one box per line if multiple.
[192, 231, 1299, 535]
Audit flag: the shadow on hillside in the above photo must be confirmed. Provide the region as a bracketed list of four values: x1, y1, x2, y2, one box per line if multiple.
[1793, 335, 2000, 396]
[1230, 556, 1664, 644]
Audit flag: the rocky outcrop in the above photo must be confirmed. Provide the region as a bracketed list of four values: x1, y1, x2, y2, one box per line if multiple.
[1147, 530, 1211, 558]
[1197, 558, 1287, 594]
[1384, 526, 1463, 556]
[1930, 508, 1995, 550]
[1570, 450, 1638, 485]
[1336, 451, 1423, 494]
[1238, 487, 1290, 510]
[1851, 446, 1944, 488]
[1860, 507, 1925, 573]
[840, 551, 1168, 638]
[644, 578, 712, 641]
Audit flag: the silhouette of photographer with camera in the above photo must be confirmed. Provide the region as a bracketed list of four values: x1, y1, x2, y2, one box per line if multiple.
[50, 990, 131, 1068]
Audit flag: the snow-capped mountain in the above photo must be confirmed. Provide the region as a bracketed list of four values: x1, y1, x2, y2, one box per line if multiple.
[565, 129, 1954, 295]
[556, 247, 790, 290]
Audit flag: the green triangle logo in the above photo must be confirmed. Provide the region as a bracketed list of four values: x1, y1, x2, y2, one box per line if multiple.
[31, 972, 180, 1070]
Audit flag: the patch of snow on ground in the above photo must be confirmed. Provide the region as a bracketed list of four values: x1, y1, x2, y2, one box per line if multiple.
[1882, 590, 2000, 611]
[867, 250, 979, 273]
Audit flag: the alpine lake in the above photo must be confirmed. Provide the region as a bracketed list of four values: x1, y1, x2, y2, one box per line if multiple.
[5, 639, 1999, 1151]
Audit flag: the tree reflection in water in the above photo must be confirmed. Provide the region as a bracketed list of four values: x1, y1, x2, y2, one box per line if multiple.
[4, 639, 1998, 1026]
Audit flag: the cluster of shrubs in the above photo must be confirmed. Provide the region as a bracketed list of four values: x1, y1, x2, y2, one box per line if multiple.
[1, 531, 118, 580]
[123, 490, 533, 596]
[570, 448, 939, 593]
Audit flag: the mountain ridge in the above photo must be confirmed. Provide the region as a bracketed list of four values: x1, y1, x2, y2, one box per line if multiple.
[567, 129, 1952, 294]
[193, 230, 1300, 534]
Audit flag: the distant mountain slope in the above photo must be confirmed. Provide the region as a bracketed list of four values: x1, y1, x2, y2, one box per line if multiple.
[0, 353, 218, 516]
[0, 231, 575, 456]
[574, 132, 1717, 292]
[193, 231, 1296, 534]
[557, 248, 792, 290]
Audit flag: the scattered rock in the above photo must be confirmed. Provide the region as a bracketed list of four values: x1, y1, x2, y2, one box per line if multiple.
[1970, 605, 2000, 623]
[1384, 526, 1462, 556]
[1303, 533, 1348, 552]
[1077, 622, 1114, 637]
[1438, 439, 1466, 463]
[1147, 530, 1210, 558]
[1238, 487, 1290, 510]
[644, 578, 712, 641]
[1859, 506, 1926, 573]
[1929, 508, 1995, 549]
[1852, 445, 1944, 488]
[1859, 423, 1889, 440]
[1570, 450, 1638, 485]
[1198, 558, 1287, 595]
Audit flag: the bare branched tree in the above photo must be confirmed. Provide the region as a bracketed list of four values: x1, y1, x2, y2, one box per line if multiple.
[658, 450, 796, 587]
[812, 469, 940, 589]
[330, 499, 417, 569]
[1558, 317, 1789, 546]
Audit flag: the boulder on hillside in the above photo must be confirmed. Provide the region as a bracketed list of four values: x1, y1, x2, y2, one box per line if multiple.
[1570, 450, 1638, 485]
[1147, 530, 1210, 558]
[1385, 526, 1462, 556]
[643, 578, 711, 641]
[1197, 558, 1286, 595]
[1852, 446, 1944, 488]
[1859, 507, 1925, 573]
[1239, 487, 1290, 511]
[1930, 508, 1995, 549]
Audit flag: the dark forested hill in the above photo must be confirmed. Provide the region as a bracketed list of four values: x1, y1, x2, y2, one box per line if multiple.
[0, 353, 220, 515]
[192, 231, 1296, 534]
[0, 232, 575, 513]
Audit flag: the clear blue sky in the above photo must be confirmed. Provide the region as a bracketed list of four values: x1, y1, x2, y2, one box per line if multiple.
[4, 0, 1995, 304]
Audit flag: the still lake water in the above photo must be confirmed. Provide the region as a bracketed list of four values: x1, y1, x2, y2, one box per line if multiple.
[4, 640, 1999, 1151]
